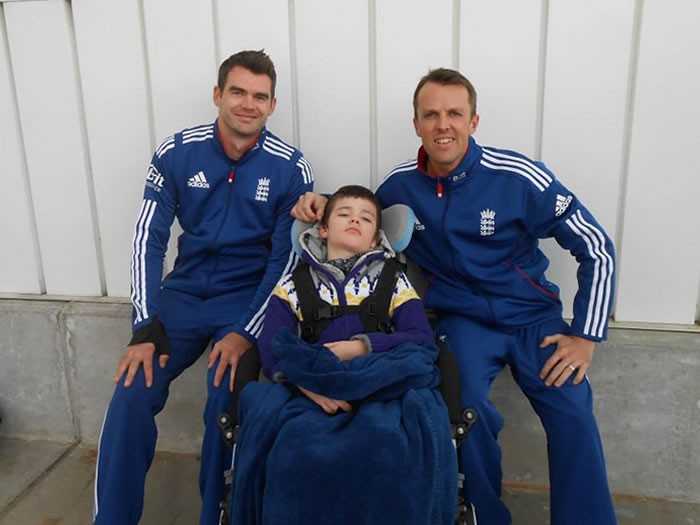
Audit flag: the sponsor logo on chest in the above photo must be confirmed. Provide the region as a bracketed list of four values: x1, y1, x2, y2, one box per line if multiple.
[187, 171, 210, 189]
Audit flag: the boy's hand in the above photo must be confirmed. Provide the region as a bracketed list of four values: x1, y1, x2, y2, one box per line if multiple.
[325, 340, 368, 361]
[298, 385, 352, 414]
[291, 192, 327, 223]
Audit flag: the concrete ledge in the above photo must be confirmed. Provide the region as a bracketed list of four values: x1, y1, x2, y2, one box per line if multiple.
[0, 300, 75, 441]
[0, 299, 206, 452]
[0, 298, 698, 502]
[496, 328, 700, 501]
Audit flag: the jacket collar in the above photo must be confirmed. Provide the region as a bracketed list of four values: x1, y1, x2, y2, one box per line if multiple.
[416, 135, 482, 184]
[213, 119, 265, 162]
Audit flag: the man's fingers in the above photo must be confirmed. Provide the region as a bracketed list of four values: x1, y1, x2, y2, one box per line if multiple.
[548, 360, 588, 387]
[337, 400, 352, 412]
[540, 334, 561, 348]
[552, 363, 572, 387]
[159, 355, 169, 368]
[229, 357, 239, 392]
[213, 359, 227, 388]
[573, 364, 588, 385]
[293, 193, 327, 222]
[208, 346, 221, 369]
[113, 358, 128, 383]
[539, 352, 560, 380]
[143, 357, 154, 388]
[124, 361, 140, 388]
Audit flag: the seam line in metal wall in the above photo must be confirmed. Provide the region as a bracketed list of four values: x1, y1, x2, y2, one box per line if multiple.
[211, 0, 221, 67]
[138, 0, 156, 153]
[1, 3, 46, 294]
[614, 0, 644, 317]
[368, 0, 378, 189]
[66, 1, 107, 296]
[288, 0, 301, 149]
[534, 0, 549, 161]
[452, 0, 460, 70]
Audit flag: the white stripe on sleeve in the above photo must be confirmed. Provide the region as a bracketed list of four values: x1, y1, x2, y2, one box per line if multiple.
[130, 199, 157, 323]
[565, 210, 614, 338]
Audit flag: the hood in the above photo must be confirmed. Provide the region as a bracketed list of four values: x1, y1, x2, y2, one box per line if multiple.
[297, 223, 396, 280]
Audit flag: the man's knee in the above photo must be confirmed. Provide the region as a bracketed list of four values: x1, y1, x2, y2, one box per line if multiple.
[112, 375, 168, 414]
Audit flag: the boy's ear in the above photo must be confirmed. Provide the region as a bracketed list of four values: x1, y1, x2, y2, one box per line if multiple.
[318, 225, 329, 239]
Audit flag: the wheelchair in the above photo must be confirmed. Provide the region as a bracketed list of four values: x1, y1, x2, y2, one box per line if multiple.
[217, 205, 479, 525]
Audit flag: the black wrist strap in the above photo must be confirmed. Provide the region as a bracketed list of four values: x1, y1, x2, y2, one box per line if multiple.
[129, 315, 170, 356]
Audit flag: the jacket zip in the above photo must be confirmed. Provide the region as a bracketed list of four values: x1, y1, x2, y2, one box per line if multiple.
[443, 174, 497, 324]
[206, 169, 235, 292]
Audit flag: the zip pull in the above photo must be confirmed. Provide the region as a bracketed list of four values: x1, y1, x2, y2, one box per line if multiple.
[228, 170, 235, 183]
[437, 180, 443, 198]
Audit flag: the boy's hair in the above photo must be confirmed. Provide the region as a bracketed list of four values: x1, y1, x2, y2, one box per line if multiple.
[413, 67, 477, 117]
[321, 185, 382, 233]
[217, 49, 277, 97]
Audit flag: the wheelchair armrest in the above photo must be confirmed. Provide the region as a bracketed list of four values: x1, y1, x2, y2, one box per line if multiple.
[228, 347, 262, 425]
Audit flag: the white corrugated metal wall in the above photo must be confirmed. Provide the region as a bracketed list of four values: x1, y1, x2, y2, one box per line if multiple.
[1, 0, 698, 326]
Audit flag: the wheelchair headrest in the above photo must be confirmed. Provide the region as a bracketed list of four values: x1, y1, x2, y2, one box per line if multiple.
[291, 203, 416, 257]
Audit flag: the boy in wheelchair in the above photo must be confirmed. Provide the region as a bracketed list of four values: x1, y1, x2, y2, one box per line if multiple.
[221, 185, 468, 524]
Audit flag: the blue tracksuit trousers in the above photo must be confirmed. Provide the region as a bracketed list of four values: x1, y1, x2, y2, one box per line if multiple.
[435, 315, 616, 525]
[94, 288, 252, 524]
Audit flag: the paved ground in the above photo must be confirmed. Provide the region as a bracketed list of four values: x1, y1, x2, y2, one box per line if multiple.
[1, 437, 698, 524]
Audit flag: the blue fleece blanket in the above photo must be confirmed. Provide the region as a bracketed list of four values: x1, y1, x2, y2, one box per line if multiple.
[229, 329, 457, 524]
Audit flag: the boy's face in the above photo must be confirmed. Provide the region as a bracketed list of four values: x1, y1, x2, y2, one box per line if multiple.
[319, 197, 379, 259]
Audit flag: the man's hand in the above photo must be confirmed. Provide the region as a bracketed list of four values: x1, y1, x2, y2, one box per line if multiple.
[291, 192, 327, 223]
[298, 385, 352, 415]
[324, 340, 368, 361]
[539, 334, 595, 387]
[114, 342, 167, 388]
[208, 332, 252, 391]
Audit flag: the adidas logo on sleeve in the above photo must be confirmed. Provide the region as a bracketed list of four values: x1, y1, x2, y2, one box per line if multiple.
[555, 194, 572, 216]
[187, 171, 210, 189]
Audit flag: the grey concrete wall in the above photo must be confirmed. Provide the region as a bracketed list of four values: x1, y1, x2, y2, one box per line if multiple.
[0, 299, 206, 452]
[496, 328, 700, 502]
[1, 298, 698, 501]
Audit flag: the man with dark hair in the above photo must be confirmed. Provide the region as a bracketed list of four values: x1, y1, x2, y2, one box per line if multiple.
[94, 49, 314, 524]
[216, 49, 277, 96]
[293, 67, 616, 524]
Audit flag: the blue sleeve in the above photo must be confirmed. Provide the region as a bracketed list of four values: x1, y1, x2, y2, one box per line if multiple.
[227, 154, 314, 344]
[130, 141, 178, 332]
[258, 294, 299, 380]
[530, 173, 616, 341]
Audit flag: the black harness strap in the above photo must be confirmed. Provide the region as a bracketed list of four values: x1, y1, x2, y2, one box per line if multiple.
[357, 257, 404, 336]
[293, 257, 405, 343]
[293, 263, 338, 343]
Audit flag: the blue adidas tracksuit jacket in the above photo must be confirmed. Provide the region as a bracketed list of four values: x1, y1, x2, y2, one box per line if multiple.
[94, 121, 314, 525]
[131, 121, 315, 341]
[376, 136, 615, 341]
[376, 137, 617, 525]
